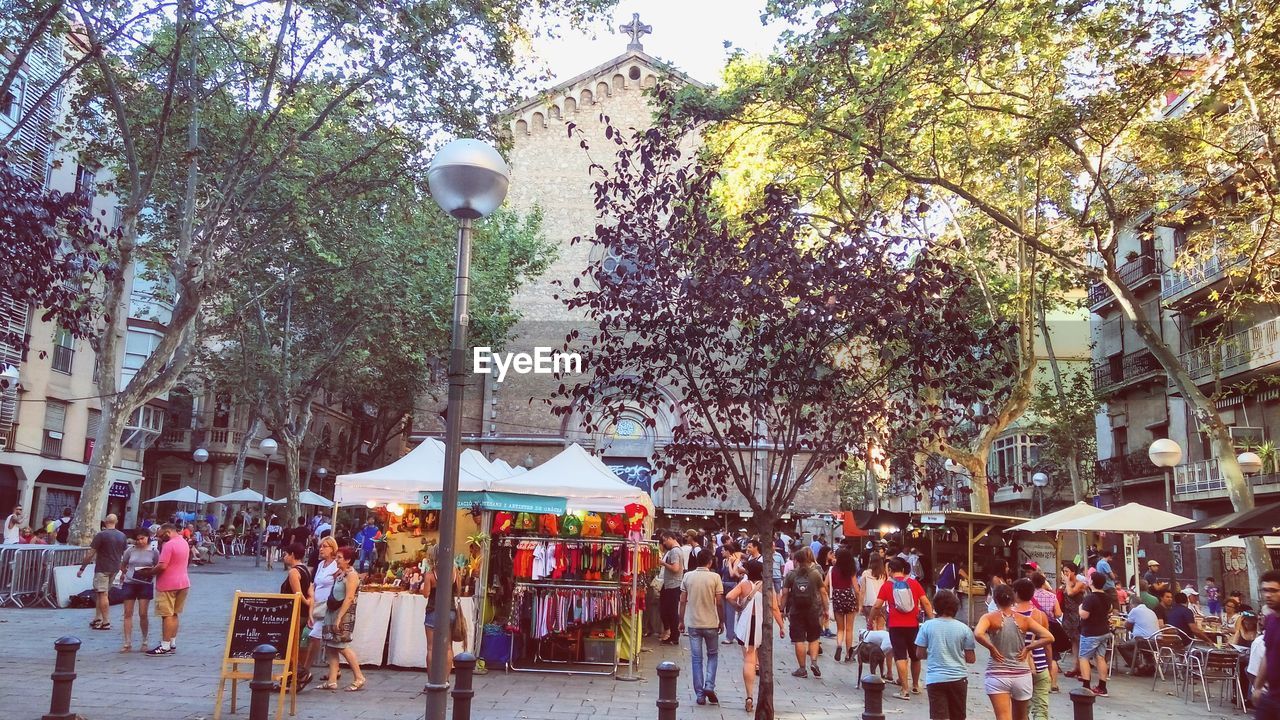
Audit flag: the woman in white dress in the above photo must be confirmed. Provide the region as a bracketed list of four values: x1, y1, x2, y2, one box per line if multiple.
[298, 536, 339, 686]
[725, 558, 784, 713]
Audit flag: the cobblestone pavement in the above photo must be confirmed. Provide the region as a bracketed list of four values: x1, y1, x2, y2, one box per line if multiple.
[0, 557, 1252, 719]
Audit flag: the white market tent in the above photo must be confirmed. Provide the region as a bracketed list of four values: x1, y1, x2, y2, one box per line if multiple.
[334, 437, 495, 507]
[489, 443, 655, 514]
[1048, 502, 1194, 533]
[1197, 534, 1280, 550]
[144, 486, 216, 504]
[1005, 502, 1104, 533]
[298, 490, 335, 508]
[212, 488, 278, 505]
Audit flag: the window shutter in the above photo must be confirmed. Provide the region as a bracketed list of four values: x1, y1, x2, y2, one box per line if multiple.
[44, 401, 67, 432]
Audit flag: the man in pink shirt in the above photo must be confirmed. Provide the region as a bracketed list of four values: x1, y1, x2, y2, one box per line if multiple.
[147, 523, 191, 657]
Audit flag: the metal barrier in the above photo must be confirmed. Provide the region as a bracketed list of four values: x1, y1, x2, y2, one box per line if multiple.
[0, 545, 92, 608]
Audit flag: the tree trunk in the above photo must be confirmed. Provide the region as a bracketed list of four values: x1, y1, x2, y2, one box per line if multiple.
[1102, 269, 1273, 590]
[754, 512, 777, 720]
[915, 451, 932, 511]
[70, 397, 134, 545]
[281, 434, 302, 528]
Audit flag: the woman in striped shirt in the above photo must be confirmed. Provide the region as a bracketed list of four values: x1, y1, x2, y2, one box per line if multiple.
[1030, 573, 1063, 692]
[1014, 578, 1054, 720]
[974, 584, 1053, 720]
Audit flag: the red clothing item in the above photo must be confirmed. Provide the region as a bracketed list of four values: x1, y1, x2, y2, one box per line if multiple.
[877, 575, 925, 628]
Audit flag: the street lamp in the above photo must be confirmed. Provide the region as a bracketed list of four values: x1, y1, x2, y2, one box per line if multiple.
[1031, 471, 1049, 516]
[193, 447, 209, 523]
[316, 467, 327, 495]
[1148, 438, 1183, 513]
[1238, 451, 1262, 476]
[258, 438, 278, 568]
[425, 138, 510, 720]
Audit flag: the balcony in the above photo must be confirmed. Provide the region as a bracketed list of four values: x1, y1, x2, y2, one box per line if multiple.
[1160, 247, 1245, 305]
[1092, 349, 1164, 395]
[41, 432, 63, 458]
[1173, 457, 1280, 501]
[155, 427, 247, 454]
[51, 345, 74, 374]
[1095, 449, 1162, 483]
[0, 424, 15, 452]
[1089, 255, 1163, 311]
[1180, 317, 1280, 385]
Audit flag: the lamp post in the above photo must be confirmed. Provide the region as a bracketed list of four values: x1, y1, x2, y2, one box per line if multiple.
[315, 467, 327, 494]
[425, 138, 510, 720]
[193, 447, 209, 522]
[258, 438, 278, 568]
[1237, 451, 1262, 477]
[1148, 438, 1182, 513]
[1031, 471, 1049, 516]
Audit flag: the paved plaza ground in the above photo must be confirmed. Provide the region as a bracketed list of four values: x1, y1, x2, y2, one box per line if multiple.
[0, 557, 1253, 720]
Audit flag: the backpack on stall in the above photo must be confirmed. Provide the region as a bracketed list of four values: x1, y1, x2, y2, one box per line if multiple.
[892, 577, 917, 614]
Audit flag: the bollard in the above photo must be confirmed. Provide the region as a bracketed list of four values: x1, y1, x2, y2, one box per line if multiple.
[1069, 688, 1096, 720]
[43, 636, 82, 720]
[860, 674, 886, 720]
[451, 653, 477, 720]
[248, 644, 278, 720]
[656, 661, 680, 720]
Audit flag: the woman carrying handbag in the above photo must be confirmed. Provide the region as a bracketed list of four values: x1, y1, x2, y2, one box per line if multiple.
[318, 546, 366, 692]
[725, 559, 784, 713]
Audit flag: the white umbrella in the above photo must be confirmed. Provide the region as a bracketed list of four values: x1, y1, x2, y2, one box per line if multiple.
[144, 486, 215, 504]
[211, 488, 279, 504]
[1005, 502, 1104, 533]
[1197, 535, 1280, 550]
[1048, 502, 1193, 533]
[298, 490, 334, 508]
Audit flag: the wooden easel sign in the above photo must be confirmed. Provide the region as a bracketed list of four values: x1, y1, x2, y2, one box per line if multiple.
[214, 591, 301, 720]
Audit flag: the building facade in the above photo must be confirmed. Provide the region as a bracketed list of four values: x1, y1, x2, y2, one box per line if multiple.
[410, 23, 841, 530]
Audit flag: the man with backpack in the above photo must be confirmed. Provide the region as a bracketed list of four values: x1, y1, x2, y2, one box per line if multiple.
[779, 547, 829, 678]
[55, 507, 73, 544]
[874, 556, 935, 699]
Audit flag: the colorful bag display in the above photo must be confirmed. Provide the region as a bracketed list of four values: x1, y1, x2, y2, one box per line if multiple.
[515, 512, 536, 531]
[539, 513, 560, 536]
[581, 513, 603, 537]
[603, 513, 624, 536]
[559, 513, 582, 537]
[492, 511, 515, 535]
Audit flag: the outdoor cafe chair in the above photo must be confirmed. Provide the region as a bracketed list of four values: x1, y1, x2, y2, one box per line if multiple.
[1152, 628, 1193, 693]
[1184, 648, 1246, 712]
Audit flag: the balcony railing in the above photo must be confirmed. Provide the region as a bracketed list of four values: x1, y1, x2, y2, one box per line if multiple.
[156, 427, 247, 452]
[1089, 255, 1162, 308]
[1092, 349, 1164, 394]
[1161, 247, 1244, 302]
[1180, 317, 1280, 383]
[41, 432, 63, 458]
[1173, 458, 1280, 496]
[0, 424, 15, 452]
[51, 345, 74, 374]
[1096, 449, 1162, 482]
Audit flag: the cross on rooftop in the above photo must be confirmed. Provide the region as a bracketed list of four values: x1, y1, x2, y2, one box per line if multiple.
[620, 12, 652, 52]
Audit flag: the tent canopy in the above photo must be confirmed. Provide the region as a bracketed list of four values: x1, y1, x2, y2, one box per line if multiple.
[1005, 502, 1104, 533]
[212, 488, 278, 504]
[298, 490, 334, 508]
[1196, 534, 1280, 550]
[1048, 502, 1193, 533]
[144, 486, 215, 504]
[1168, 500, 1280, 534]
[489, 443, 655, 514]
[335, 438, 495, 506]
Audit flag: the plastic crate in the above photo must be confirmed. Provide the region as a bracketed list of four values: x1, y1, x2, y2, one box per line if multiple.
[583, 637, 614, 664]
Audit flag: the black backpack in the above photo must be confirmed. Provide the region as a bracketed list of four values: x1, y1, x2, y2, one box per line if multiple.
[790, 567, 821, 612]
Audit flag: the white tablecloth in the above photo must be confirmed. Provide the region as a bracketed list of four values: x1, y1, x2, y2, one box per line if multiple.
[342, 590, 394, 666]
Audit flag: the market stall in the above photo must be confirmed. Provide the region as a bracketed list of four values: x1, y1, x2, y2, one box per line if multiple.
[332, 442, 658, 675]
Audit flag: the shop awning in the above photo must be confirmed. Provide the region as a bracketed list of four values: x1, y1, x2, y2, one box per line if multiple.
[1047, 502, 1192, 533]
[1167, 500, 1280, 535]
[108, 481, 132, 498]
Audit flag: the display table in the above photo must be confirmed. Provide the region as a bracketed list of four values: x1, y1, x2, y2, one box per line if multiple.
[348, 591, 475, 668]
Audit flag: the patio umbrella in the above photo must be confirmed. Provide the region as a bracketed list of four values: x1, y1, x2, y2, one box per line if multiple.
[143, 486, 216, 504]
[1048, 502, 1193, 533]
[1005, 502, 1104, 533]
[211, 488, 280, 504]
[298, 490, 334, 507]
[1196, 534, 1280, 550]
[1168, 500, 1280, 535]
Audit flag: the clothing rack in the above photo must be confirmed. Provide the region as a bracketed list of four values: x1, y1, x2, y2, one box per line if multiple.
[508, 582, 622, 676]
[514, 581, 618, 590]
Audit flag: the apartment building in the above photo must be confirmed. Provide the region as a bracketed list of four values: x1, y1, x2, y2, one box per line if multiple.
[1090, 78, 1280, 595]
[0, 33, 168, 528]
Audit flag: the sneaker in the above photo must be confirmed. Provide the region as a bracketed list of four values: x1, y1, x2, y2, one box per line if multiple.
[1092, 686, 1109, 697]
[811, 663, 822, 678]
[696, 695, 707, 706]
[145, 645, 174, 657]
[791, 668, 808, 678]
[705, 690, 719, 705]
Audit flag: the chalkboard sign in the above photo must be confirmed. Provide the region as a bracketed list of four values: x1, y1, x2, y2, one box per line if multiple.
[226, 593, 299, 659]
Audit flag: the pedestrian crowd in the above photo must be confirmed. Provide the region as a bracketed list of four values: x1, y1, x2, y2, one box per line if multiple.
[647, 527, 1280, 720]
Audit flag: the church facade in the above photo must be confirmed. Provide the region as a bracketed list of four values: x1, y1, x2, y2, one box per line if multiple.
[412, 20, 840, 531]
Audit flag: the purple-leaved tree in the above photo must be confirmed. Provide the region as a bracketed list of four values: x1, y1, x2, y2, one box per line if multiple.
[552, 88, 1012, 719]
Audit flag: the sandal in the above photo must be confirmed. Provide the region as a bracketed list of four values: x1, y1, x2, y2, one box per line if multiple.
[90, 619, 103, 629]
[120, 643, 132, 653]
[912, 685, 922, 694]
[315, 682, 338, 691]
[893, 691, 911, 700]
[345, 679, 366, 692]
[745, 697, 753, 713]
[94, 622, 112, 631]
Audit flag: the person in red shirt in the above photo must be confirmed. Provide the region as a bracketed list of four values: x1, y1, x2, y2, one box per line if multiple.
[874, 556, 935, 700]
